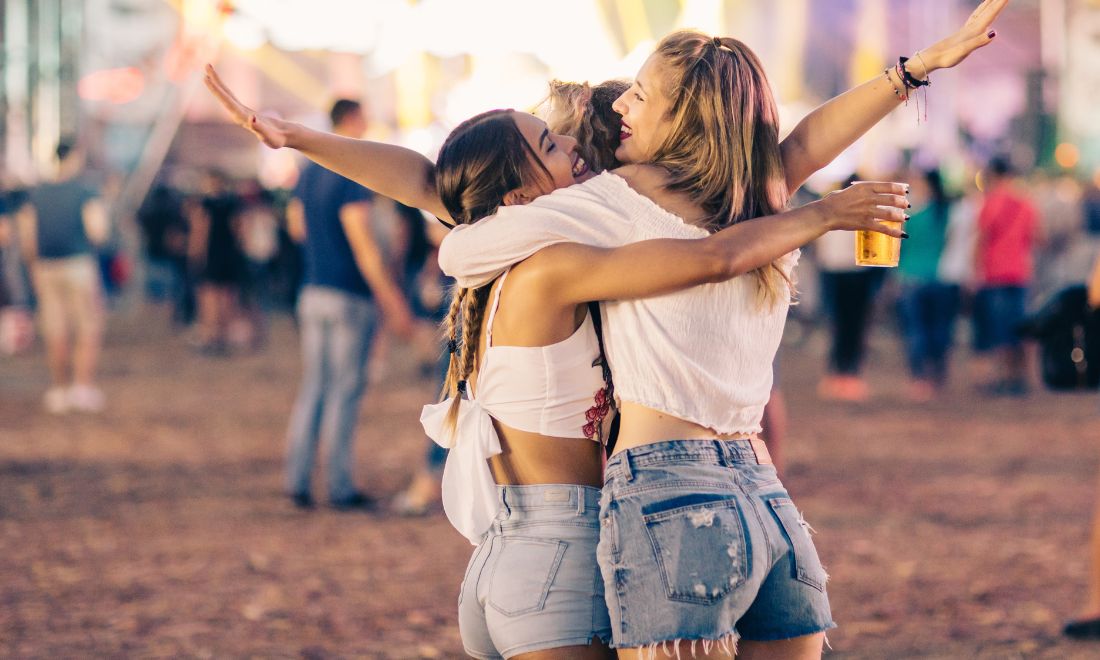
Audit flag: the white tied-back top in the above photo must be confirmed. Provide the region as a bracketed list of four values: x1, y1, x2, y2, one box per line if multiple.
[438, 171, 798, 437]
[420, 269, 605, 544]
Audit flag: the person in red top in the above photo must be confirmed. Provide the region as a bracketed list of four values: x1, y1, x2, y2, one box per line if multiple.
[973, 156, 1039, 395]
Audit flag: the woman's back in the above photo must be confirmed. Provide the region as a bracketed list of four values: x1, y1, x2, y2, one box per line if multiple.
[473, 266, 606, 487]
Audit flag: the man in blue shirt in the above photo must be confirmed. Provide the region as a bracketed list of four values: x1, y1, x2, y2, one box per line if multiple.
[285, 99, 413, 509]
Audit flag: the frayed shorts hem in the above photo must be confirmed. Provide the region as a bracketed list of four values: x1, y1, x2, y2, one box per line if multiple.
[738, 620, 837, 643]
[610, 631, 739, 653]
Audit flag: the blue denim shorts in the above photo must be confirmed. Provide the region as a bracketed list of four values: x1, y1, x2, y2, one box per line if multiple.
[458, 484, 611, 659]
[597, 440, 835, 649]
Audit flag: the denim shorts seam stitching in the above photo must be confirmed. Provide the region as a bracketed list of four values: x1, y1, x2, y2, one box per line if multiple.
[608, 480, 737, 499]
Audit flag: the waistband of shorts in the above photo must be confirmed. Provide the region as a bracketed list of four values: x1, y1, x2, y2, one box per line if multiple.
[604, 438, 772, 481]
[496, 484, 602, 517]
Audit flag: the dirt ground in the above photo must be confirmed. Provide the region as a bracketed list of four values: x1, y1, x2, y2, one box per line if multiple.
[3, 306, 1100, 659]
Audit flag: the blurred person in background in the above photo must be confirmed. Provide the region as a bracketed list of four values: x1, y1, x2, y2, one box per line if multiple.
[186, 169, 244, 355]
[972, 156, 1038, 396]
[283, 98, 414, 510]
[137, 184, 191, 326]
[236, 179, 280, 350]
[0, 186, 34, 356]
[1032, 172, 1085, 302]
[391, 209, 451, 515]
[14, 140, 109, 413]
[814, 174, 888, 402]
[894, 167, 959, 401]
[1064, 251, 1100, 640]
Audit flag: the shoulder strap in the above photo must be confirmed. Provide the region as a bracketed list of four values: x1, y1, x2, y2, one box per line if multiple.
[483, 269, 510, 350]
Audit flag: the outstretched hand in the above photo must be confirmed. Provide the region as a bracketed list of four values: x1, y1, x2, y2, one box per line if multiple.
[923, 0, 1008, 72]
[203, 64, 293, 149]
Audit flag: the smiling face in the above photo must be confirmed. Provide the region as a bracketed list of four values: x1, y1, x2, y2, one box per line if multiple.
[508, 111, 592, 199]
[611, 54, 675, 164]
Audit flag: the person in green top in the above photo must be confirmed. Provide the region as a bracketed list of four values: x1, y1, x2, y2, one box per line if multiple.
[895, 168, 960, 401]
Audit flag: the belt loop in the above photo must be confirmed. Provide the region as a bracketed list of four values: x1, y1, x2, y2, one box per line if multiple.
[499, 487, 511, 517]
[715, 439, 729, 467]
[622, 451, 635, 482]
[576, 486, 585, 515]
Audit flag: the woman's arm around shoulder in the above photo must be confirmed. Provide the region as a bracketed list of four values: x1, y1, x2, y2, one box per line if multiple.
[514, 181, 910, 306]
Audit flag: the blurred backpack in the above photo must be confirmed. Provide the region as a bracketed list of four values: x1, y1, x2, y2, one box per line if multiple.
[1018, 285, 1100, 390]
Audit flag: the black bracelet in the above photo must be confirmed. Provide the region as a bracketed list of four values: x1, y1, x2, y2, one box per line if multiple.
[898, 56, 931, 89]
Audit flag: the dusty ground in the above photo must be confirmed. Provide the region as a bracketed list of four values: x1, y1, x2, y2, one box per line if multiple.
[2, 306, 1100, 659]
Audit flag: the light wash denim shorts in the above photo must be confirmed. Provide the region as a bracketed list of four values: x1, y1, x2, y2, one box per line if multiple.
[597, 439, 835, 649]
[458, 484, 612, 659]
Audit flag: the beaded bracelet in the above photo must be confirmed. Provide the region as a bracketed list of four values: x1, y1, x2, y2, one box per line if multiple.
[883, 67, 907, 100]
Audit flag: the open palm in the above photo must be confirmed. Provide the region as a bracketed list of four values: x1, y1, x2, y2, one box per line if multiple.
[926, 0, 1008, 71]
[203, 64, 292, 149]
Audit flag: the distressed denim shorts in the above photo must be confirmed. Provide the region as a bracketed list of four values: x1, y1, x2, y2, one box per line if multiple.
[597, 440, 835, 649]
[458, 484, 611, 659]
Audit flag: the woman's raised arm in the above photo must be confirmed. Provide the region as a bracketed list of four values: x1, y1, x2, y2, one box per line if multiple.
[203, 65, 450, 221]
[779, 0, 1007, 194]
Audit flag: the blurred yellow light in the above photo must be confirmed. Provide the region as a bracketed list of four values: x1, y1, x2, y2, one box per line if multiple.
[975, 170, 985, 193]
[1055, 142, 1080, 169]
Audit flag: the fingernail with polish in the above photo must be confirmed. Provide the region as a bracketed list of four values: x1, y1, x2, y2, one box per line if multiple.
[901, 232, 910, 239]
[907, 203, 912, 208]
[987, 30, 996, 38]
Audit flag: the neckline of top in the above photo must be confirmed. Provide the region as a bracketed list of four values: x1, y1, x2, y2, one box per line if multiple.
[594, 171, 707, 236]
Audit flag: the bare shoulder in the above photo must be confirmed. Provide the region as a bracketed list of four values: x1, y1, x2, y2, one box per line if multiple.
[506, 244, 585, 293]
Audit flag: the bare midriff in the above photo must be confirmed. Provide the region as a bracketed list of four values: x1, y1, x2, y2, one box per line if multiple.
[487, 420, 604, 488]
[611, 401, 756, 456]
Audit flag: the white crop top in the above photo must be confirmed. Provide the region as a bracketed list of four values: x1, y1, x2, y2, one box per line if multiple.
[438, 171, 798, 438]
[420, 269, 605, 544]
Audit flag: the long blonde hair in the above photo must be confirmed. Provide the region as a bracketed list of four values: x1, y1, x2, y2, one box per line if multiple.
[651, 30, 792, 304]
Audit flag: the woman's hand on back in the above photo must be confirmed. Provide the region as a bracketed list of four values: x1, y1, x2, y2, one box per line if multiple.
[204, 64, 294, 149]
[812, 181, 910, 238]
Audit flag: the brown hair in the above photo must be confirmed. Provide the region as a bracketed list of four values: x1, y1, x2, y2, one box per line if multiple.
[541, 79, 630, 173]
[651, 30, 791, 304]
[434, 110, 553, 433]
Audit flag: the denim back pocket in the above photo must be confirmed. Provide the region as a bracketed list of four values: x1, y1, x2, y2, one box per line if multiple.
[768, 497, 827, 592]
[487, 537, 567, 616]
[642, 496, 748, 604]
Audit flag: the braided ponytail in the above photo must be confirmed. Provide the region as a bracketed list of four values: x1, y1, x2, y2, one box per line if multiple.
[440, 284, 494, 434]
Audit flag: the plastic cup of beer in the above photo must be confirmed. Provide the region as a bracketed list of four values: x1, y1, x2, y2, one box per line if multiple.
[855, 221, 902, 267]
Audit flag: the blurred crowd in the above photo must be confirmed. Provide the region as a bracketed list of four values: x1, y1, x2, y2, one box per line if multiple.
[802, 159, 1100, 403]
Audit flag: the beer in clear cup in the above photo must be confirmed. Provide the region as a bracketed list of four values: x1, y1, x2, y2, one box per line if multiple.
[855, 221, 902, 267]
